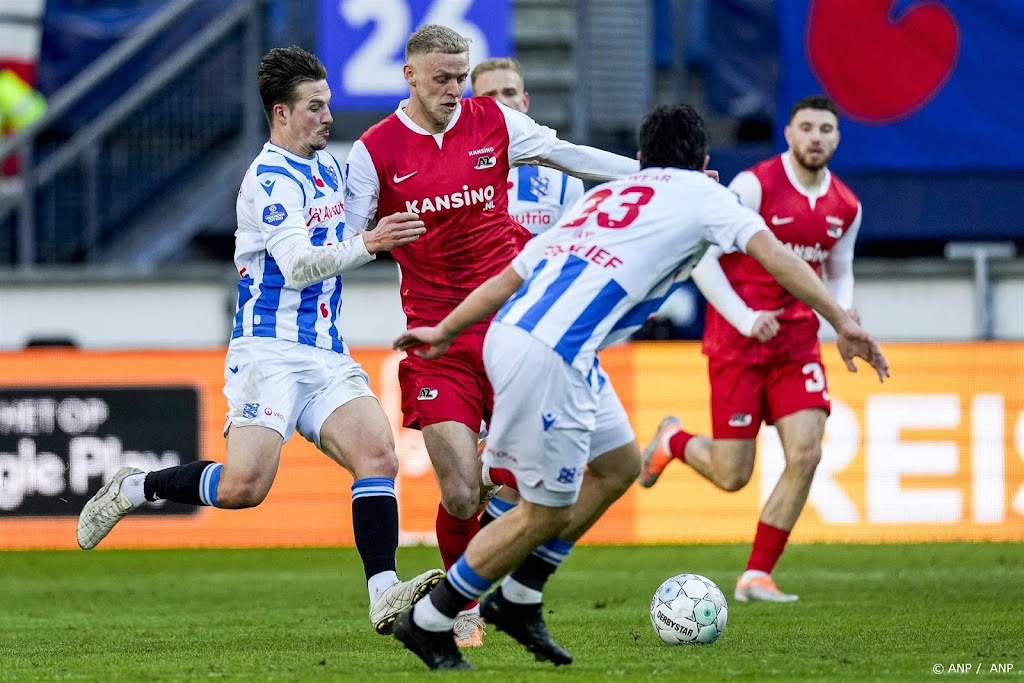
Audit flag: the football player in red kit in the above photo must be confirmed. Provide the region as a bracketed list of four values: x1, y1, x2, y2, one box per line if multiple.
[344, 24, 639, 645]
[639, 95, 869, 603]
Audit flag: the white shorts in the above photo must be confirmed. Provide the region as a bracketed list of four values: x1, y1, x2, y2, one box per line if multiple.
[482, 324, 635, 508]
[223, 337, 376, 448]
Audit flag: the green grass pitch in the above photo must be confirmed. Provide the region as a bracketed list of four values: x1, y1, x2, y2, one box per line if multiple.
[0, 543, 1020, 681]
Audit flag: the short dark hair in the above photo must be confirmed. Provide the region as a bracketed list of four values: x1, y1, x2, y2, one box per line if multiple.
[637, 104, 709, 170]
[788, 95, 839, 123]
[257, 46, 327, 128]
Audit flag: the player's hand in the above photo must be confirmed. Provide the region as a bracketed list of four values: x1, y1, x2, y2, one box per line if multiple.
[393, 326, 453, 359]
[362, 211, 425, 254]
[750, 308, 783, 343]
[835, 319, 890, 382]
[705, 169, 720, 183]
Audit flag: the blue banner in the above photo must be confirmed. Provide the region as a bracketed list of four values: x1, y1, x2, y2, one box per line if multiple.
[318, 0, 511, 111]
[778, 0, 1024, 170]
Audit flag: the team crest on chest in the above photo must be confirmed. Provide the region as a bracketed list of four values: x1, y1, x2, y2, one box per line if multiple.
[825, 215, 845, 238]
[529, 175, 550, 198]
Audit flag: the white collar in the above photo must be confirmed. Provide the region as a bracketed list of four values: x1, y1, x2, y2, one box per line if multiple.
[395, 98, 463, 136]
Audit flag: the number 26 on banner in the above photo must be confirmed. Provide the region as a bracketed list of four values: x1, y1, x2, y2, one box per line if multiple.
[319, 0, 511, 110]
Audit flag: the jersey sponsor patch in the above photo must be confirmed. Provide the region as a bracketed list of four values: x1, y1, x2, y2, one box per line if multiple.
[263, 204, 288, 225]
[728, 412, 753, 428]
[417, 388, 439, 401]
[474, 155, 496, 170]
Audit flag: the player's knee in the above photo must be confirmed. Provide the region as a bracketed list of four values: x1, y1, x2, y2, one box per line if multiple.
[719, 469, 753, 492]
[440, 481, 480, 519]
[215, 479, 269, 509]
[789, 444, 822, 479]
[360, 445, 400, 479]
[523, 503, 573, 539]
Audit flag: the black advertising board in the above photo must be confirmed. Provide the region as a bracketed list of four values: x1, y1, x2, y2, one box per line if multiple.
[0, 387, 200, 517]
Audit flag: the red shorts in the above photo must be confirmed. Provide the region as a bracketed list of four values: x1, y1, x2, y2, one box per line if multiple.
[708, 354, 831, 439]
[399, 328, 492, 431]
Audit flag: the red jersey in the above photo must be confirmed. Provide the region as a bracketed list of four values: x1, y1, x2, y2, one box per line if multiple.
[703, 154, 861, 364]
[347, 97, 534, 328]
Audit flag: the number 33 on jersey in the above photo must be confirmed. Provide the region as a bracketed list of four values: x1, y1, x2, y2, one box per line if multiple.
[494, 167, 769, 380]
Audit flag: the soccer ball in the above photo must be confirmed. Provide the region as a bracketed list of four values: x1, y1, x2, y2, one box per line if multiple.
[650, 573, 728, 645]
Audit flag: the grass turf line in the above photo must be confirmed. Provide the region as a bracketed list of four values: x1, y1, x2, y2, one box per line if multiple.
[0, 543, 1020, 681]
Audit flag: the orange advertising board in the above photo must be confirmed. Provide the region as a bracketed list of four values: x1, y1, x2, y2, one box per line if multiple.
[1, 342, 1022, 549]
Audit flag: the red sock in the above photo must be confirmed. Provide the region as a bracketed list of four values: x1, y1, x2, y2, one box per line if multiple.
[668, 429, 694, 463]
[746, 521, 791, 574]
[436, 503, 481, 610]
[435, 502, 480, 569]
[488, 467, 519, 491]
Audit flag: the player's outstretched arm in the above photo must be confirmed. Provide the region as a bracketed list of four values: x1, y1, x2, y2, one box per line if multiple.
[393, 267, 525, 359]
[692, 246, 781, 343]
[744, 231, 890, 381]
[268, 213, 424, 290]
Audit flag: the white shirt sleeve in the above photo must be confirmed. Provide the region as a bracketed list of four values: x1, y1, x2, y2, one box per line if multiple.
[342, 140, 380, 231]
[538, 139, 640, 181]
[268, 231, 374, 290]
[727, 170, 763, 212]
[701, 180, 769, 255]
[499, 101, 639, 181]
[822, 201, 862, 309]
[691, 247, 760, 337]
[252, 168, 309, 253]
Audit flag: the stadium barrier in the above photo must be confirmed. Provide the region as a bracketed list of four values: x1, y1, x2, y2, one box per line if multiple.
[1, 342, 1022, 549]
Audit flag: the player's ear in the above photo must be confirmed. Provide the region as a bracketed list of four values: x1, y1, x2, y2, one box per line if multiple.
[272, 102, 288, 128]
[522, 91, 530, 112]
[403, 63, 416, 87]
[701, 155, 710, 172]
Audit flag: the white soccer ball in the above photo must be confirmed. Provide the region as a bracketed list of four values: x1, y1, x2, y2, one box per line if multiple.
[650, 573, 728, 645]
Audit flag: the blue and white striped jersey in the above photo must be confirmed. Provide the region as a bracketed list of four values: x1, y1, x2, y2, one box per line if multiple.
[233, 142, 351, 354]
[495, 167, 767, 381]
[507, 165, 584, 236]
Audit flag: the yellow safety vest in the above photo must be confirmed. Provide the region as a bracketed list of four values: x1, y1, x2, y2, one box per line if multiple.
[0, 69, 46, 133]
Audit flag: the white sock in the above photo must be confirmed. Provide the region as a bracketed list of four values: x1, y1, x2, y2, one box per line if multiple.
[367, 570, 398, 604]
[413, 595, 455, 632]
[740, 569, 769, 582]
[500, 576, 543, 605]
[119, 473, 149, 508]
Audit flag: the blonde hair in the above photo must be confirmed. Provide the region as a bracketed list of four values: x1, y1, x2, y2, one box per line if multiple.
[470, 57, 524, 89]
[405, 24, 470, 60]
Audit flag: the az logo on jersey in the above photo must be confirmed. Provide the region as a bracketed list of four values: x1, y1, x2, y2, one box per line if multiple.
[263, 204, 287, 226]
[825, 215, 845, 238]
[475, 155, 496, 170]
